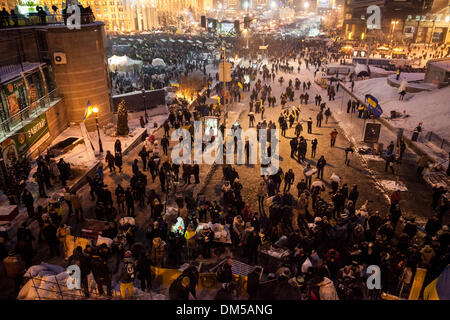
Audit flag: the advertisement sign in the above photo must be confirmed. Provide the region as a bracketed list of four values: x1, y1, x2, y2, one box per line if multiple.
[318, 0, 330, 8]
[1, 113, 49, 157]
[218, 22, 236, 37]
[4, 79, 26, 116]
[204, 116, 219, 136]
[218, 62, 232, 82]
[363, 123, 381, 143]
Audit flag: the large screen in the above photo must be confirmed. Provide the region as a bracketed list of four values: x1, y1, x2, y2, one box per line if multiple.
[218, 22, 237, 37]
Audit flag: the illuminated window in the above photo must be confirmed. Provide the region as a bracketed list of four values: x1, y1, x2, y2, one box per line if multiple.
[415, 15, 420, 21]
[407, 15, 412, 20]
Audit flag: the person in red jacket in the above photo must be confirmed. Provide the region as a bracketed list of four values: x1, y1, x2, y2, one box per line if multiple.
[330, 129, 338, 147]
[390, 190, 402, 205]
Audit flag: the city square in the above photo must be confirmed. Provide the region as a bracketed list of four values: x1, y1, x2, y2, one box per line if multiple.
[0, 0, 448, 304]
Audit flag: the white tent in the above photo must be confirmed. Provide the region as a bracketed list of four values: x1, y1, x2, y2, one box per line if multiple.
[152, 58, 166, 67]
[108, 55, 143, 72]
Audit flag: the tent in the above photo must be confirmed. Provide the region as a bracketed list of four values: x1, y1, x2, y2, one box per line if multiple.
[108, 55, 143, 72]
[423, 265, 450, 300]
[152, 58, 166, 67]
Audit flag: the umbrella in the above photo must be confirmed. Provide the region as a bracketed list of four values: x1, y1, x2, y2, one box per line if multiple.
[196, 40, 202, 44]
[178, 39, 184, 43]
[152, 58, 166, 67]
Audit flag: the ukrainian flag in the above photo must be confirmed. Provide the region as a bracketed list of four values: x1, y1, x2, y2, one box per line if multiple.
[83, 100, 93, 121]
[170, 80, 179, 87]
[423, 265, 450, 300]
[238, 82, 243, 89]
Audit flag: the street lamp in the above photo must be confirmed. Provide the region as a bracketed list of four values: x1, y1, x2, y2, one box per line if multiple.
[92, 107, 103, 153]
[141, 88, 148, 124]
[243, 28, 249, 49]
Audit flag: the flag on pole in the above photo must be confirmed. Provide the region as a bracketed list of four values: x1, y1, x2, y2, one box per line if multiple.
[83, 100, 93, 121]
[169, 80, 179, 87]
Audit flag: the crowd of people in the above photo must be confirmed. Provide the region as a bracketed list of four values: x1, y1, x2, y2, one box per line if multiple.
[0, 35, 448, 301]
[108, 35, 217, 94]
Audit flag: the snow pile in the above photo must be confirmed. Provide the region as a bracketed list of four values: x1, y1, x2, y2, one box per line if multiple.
[379, 180, 408, 192]
[351, 78, 450, 140]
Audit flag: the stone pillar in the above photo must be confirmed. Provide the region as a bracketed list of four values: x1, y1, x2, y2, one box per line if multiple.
[45, 22, 113, 131]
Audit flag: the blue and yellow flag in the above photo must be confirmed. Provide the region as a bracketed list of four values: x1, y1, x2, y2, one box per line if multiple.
[238, 82, 243, 89]
[83, 100, 93, 121]
[423, 265, 450, 300]
[170, 80, 179, 87]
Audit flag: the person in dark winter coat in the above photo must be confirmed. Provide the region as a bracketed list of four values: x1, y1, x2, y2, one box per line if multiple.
[42, 220, 59, 258]
[169, 276, 191, 300]
[90, 251, 112, 297]
[136, 252, 152, 292]
[217, 258, 233, 283]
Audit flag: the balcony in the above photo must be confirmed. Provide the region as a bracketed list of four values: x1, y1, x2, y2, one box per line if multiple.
[0, 88, 62, 141]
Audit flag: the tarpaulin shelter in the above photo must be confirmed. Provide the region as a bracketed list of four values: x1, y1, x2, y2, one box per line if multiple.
[108, 55, 143, 72]
[152, 58, 166, 67]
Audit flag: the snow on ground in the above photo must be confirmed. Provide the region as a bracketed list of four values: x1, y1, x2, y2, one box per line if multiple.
[50, 112, 168, 167]
[379, 179, 408, 192]
[350, 78, 450, 141]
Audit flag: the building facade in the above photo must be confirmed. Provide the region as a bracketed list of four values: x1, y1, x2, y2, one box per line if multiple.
[342, 0, 450, 43]
[34, 0, 204, 32]
[0, 20, 112, 169]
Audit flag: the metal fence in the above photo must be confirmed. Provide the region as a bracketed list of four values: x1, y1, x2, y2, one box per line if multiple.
[0, 13, 95, 29]
[0, 88, 61, 140]
[24, 275, 119, 300]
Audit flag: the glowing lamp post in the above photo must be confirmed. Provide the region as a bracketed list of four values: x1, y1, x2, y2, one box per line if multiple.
[92, 107, 103, 153]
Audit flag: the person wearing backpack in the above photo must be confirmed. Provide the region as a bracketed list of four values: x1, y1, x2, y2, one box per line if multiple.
[119, 250, 135, 299]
